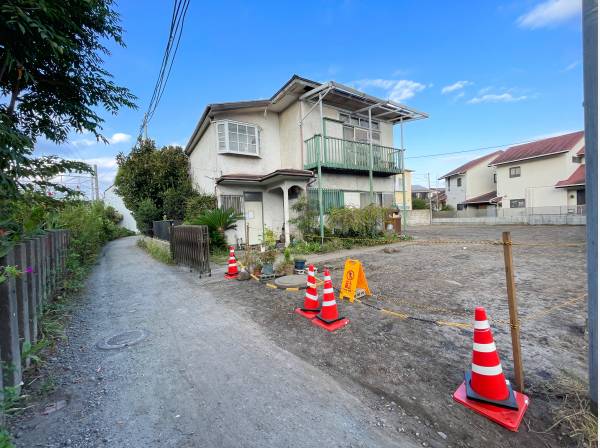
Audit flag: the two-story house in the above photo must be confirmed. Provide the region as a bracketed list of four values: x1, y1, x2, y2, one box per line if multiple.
[490, 131, 585, 213]
[184, 75, 427, 246]
[439, 151, 503, 211]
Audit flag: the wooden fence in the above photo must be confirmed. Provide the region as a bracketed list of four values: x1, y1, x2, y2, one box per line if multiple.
[0, 230, 70, 400]
[170, 225, 211, 277]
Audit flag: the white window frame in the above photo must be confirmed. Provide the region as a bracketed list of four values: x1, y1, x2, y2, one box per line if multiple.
[215, 120, 261, 157]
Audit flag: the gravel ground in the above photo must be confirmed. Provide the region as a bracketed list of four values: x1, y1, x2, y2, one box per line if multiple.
[203, 225, 588, 447]
[9, 236, 418, 448]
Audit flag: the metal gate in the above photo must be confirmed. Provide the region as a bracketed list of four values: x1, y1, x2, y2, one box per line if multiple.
[170, 225, 211, 277]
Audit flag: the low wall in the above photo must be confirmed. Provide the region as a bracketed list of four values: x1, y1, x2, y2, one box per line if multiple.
[406, 210, 431, 226]
[432, 215, 586, 226]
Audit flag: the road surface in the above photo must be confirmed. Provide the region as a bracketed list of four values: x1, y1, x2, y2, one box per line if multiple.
[14, 237, 414, 447]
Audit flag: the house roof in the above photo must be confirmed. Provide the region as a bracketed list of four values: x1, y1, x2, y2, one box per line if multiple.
[555, 164, 586, 188]
[439, 151, 503, 179]
[577, 145, 585, 156]
[216, 169, 314, 185]
[490, 131, 584, 166]
[461, 191, 501, 205]
[412, 184, 428, 192]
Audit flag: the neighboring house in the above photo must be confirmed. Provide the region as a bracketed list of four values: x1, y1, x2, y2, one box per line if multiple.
[412, 184, 429, 200]
[185, 75, 427, 246]
[395, 171, 413, 210]
[103, 185, 137, 232]
[412, 185, 447, 210]
[439, 151, 503, 211]
[490, 131, 585, 212]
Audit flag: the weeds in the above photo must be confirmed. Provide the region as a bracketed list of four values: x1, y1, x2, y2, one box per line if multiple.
[137, 237, 174, 264]
[0, 429, 14, 448]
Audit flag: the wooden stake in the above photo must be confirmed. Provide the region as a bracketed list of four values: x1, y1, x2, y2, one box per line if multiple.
[502, 231, 525, 393]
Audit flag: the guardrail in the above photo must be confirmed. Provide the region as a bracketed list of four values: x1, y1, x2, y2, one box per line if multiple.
[0, 230, 70, 398]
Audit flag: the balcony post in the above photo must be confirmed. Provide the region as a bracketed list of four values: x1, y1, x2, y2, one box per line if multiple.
[368, 108, 374, 203]
[400, 117, 408, 234]
[318, 94, 325, 244]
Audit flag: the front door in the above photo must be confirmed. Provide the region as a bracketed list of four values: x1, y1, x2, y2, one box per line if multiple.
[244, 192, 263, 245]
[577, 189, 585, 205]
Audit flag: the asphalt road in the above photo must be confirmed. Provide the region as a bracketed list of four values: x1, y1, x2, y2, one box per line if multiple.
[15, 237, 414, 447]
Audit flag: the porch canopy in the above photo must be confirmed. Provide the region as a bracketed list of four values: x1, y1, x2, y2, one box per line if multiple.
[300, 81, 428, 123]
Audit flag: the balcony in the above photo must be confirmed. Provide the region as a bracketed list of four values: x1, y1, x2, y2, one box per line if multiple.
[304, 135, 403, 175]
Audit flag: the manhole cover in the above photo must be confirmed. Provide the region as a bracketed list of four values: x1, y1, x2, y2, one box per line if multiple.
[97, 329, 148, 350]
[273, 274, 307, 289]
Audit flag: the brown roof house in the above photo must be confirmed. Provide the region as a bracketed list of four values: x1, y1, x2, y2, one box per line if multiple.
[490, 131, 585, 213]
[439, 151, 503, 211]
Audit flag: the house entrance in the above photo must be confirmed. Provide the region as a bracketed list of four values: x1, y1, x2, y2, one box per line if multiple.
[244, 191, 263, 245]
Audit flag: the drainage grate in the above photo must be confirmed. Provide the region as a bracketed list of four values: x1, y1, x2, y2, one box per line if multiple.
[97, 329, 149, 350]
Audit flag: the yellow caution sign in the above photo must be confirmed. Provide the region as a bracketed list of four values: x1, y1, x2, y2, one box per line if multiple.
[339, 259, 371, 302]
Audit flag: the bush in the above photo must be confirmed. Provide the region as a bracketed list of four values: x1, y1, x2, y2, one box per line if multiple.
[412, 198, 429, 209]
[136, 237, 174, 264]
[188, 208, 242, 251]
[290, 195, 319, 237]
[327, 204, 389, 237]
[184, 193, 217, 221]
[134, 198, 161, 235]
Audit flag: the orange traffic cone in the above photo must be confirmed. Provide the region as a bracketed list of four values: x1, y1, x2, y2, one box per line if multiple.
[453, 307, 529, 432]
[312, 268, 349, 332]
[295, 264, 321, 319]
[224, 246, 239, 279]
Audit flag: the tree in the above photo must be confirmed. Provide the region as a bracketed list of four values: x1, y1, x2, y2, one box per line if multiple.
[114, 140, 202, 221]
[133, 198, 161, 235]
[189, 208, 242, 250]
[0, 0, 136, 199]
[412, 197, 429, 209]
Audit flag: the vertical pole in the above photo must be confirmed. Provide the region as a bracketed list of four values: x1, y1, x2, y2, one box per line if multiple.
[0, 250, 22, 389]
[400, 118, 408, 234]
[26, 239, 38, 345]
[14, 243, 30, 367]
[94, 164, 100, 201]
[502, 231, 525, 393]
[368, 107, 374, 203]
[583, 0, 597, 407]
[427, 172, 433, 224]
[318, 95, 325, 244]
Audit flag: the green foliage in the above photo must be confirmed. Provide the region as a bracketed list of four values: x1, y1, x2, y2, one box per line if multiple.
[290, 195, 319, 237]
[259, 249, 277, 265]
[136, 238, 174, 265]
[0, 0, 136, 198]
[262, 227, 277, 248]
[290, 233, 402, 255]
[115, 140, 203, 223]
[0, 428, 14, 448]
[412, 198, 429, 209]
[184, 193, 216, 221]
[327, 204, 390, 237]
[188, 208, 242, 250]
[133, 198, 161, 235]
[283, 248, 292, 263]
[441, 204, 453, 211]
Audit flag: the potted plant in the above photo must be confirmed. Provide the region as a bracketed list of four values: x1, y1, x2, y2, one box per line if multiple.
[253, 261, 263, 277]
[260, 249, 277, 276]
[293, 256, 306, 271]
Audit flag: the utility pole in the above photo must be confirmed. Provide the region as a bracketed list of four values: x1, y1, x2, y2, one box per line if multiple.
[427, 172, 433, 224]
[143, 113, 148, 140]
[582, 0, 597, 408]
[93, 164, 100, 201]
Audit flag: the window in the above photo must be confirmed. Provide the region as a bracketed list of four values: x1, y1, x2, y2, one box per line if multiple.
[340, 113, 380, 141]
[216, 120, 260, 156]
[220, 195, 243, 214]
[457, 204, 464, 210]
[447, 179, 450, 191]
[509, 166, 521, 178]
[493, 173, 497, 183]
[510, 199, 526, 208]
[572, 156, 583, 163]
[457, 177, 462, 187]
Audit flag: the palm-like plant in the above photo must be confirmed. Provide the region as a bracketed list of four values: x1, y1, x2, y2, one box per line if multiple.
[189, 208, 243, 249]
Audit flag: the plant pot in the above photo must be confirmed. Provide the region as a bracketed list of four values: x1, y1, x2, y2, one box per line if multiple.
[294, 258, 306, 270]
[261, 263, 274, 276]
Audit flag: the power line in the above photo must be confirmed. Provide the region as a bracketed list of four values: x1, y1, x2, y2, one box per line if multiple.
[405, 138, 538, 159]
[136, 0, 191, 142]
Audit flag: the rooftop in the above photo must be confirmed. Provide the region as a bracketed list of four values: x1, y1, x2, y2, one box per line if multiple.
[490, 131, 584, 166]
[461, 191, 501, 205]
[555, 164, 586, 188]
[439, 151, 503, 179]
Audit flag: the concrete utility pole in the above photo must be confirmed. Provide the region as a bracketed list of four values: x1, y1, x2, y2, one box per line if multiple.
[427, 172, 433, 224]
[93, 164, 100, 201]
[582, 0, 597, 408]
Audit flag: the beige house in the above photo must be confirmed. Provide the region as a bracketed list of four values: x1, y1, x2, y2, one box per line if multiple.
[490, 131, 585, 213]
[185, 75, 427, 246]
[395, 170, 413, 210]
[439, 151, 503, 211]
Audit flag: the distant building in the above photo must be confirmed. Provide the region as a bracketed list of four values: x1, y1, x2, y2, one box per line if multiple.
[490, 131, 585, 212]
[411, 185, 447, 210]
[438, 151, 502, 211]
[103, 185, 137, 232]
[395, 171, 413, 210]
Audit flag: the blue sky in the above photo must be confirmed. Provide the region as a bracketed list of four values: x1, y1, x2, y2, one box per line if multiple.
[36, 0, 584, 191]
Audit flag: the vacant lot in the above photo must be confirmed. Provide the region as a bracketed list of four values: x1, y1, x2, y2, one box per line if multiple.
[207, 225, 588, 447]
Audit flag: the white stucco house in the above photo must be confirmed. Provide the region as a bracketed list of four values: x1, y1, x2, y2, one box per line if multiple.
[103, 185, 137, 232]
[490, 131, 585, 213]
[438, 151, 503, 212]
[185, 75, 427, 246]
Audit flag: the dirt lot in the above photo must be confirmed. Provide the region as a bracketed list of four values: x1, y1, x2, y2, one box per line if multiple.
[206, 225, 589, 447]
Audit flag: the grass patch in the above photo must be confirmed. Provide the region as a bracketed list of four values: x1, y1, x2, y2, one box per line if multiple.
[290, 233, 412, 255]
[137, 237, 174, 265]
[210, 247, 229, 264]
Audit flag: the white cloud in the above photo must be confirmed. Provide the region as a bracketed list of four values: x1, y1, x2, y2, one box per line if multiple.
[72, 138, 97, 147]
[517, 0, 581, 29]
[108, 132, 132, 144]
[351, 79, 427, 102]
[562, 60, 579, 72]
[468, 93, 529, 104]
[441, 80, 472, 94]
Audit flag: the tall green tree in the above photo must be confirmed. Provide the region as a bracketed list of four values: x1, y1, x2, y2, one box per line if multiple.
[0, 0, 136, 198]
[114, 140, 205, 228]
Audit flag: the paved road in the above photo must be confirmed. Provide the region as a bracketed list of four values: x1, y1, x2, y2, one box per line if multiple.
[15, 237, 413, 447]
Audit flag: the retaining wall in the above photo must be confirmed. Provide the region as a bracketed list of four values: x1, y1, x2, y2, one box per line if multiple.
[432, 215, 586, 225]
[406, 210, 431, 226]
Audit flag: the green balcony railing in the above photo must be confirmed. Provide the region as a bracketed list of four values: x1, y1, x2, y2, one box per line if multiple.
[304, 135, 403, 174]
